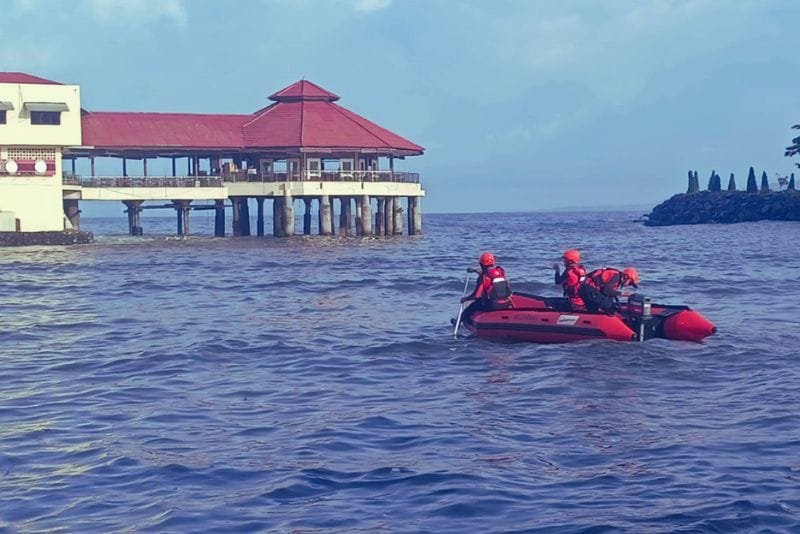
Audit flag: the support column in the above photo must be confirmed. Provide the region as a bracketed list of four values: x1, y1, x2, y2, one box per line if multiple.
[90, 157, 95, 177]
[143, 158, 148, 177]
[273, 197, 284, 237]
[384, 197, 394, 236]
[393, 197, 404, 236]
[303, 198, 312, 235]
[256, 197, 265, 236]
[183, 201, 191, 236]
[231, 197, 241, 236]
[122, 157, 127, 177]
[375, 197, 385, 236]
[360, 194, 372, 235]
[329, 196, 336, 235]
[412, 196, 423, 235]
[123, 200, 143, 235]
[172, 157, 177, 177]
[214, 199, 225, 237]
[319, 195, 332, 236]
[355, 196, 363, 236]
[283, 194, 295, 237]
[240, 198, 251, 236]
[338, 197, 347, 236]
[63, 199, 80, 230]
[407, 197, 412, 235]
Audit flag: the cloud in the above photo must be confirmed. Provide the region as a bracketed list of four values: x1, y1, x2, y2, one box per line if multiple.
[83, 0, 187, 26]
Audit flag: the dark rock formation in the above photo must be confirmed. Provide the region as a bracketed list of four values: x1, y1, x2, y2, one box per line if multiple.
[0, 230, 94, 247]
[645, 190, 800, 226]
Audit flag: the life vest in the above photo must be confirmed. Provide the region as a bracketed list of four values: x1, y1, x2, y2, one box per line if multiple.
[483, 266, 512, 301]
[585, 268, 623, 294]
[561, 264, 587, 299]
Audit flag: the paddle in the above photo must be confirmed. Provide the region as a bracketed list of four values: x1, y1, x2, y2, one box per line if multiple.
[453, 267, 479, 338]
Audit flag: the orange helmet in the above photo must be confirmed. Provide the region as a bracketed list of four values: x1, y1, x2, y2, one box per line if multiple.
[562, 249, 581, 264]
[623, 267, 639, 288]
[479, 252, 496, 267]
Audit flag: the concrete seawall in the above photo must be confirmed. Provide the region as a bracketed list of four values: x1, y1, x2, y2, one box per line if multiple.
[0, 230, 94, 246]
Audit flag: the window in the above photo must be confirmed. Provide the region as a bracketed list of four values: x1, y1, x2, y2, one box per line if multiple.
[0, 110, 5, 124]
[31, 111, 61, 125]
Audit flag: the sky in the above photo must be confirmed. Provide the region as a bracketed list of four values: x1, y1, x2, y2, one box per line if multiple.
[3, 0, 799, 214]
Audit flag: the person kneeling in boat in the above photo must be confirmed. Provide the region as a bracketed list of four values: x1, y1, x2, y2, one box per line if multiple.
[461, 252, 513, 316]
[578, 267, 639, 314]
[552, 249, 587, 311]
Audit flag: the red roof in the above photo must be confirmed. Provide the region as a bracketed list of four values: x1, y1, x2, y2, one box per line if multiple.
[82, 112, 249, 150]
[0, 72, 62, 85]
[269, 80, 339, 102]
[80, 80, 424, 155]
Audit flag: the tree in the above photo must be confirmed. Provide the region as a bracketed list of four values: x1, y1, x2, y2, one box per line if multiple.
[707, 170, 722, 192]
[687, 170, 699, 193]
[746, 166, 758, 192]
[760, 171, 770, 192]
[727, 173, 736, 191]
[786, 124, 800, 171]
[790, 173, 796, 190]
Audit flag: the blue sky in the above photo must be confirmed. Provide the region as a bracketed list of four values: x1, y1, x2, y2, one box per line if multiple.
[4, 0, 799, 214]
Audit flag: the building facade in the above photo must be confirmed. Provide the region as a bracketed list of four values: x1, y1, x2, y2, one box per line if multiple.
[0, 73, 81, 231]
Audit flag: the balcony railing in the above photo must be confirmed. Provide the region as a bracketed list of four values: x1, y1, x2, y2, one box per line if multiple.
[63, 175, 225, 188]
[62, 170, 421, 188]
[223, 170, 420, 184]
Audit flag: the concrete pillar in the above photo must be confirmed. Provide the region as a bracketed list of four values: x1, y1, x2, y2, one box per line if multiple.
[240, 198, 251, 236]
[173, 200, 191, 235]
[63, 199, 80, 230]
[393, 198, 404, 236]
[123, 200, 143, 235]
[283, 194, 295, 237]
[231, 197, 241, 236]
[214, 199, 225, 237]
[360, 194, 372, 235]
[303, 198, 312, 235]
[273, 197, 284, 237]
[329, 196, 336, 235]
[375, 197, 385, 236]
[338, 197, 349, 236]
[412, 196, 422, 235]
[384, 197, 394, 236]
[256, 197, 265, 236]
[355, 196, 363, 236]
[319, 195, 332, 235]
[407, 197, 413, 235]
[183, 201, 191, 235]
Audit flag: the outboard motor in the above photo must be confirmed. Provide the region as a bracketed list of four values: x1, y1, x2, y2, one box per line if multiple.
[627, 294, 654, 341]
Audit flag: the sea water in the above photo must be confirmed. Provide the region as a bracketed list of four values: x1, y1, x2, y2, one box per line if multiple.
[1, 212, 798, 531]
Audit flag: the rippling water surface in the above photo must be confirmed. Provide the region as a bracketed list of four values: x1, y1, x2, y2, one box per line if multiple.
[1, 212, 799, 532]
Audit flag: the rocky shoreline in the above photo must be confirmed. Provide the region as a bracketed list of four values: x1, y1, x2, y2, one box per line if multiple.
[0, 230, 94, 247]
[645, 190, 800, 226]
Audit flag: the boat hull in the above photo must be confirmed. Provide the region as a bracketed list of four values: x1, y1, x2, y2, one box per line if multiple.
[461, 293, 716, 344]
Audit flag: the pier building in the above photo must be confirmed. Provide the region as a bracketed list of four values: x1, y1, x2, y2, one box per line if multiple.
[1, 73, 425, 238]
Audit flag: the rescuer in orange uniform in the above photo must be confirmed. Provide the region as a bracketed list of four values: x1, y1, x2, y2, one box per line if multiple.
[578, 267, 639, 314]
[461, 252, 513, 315]
[552, 249, 587, 311]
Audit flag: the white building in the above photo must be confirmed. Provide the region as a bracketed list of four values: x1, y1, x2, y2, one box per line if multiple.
[0, 73, 81, 232]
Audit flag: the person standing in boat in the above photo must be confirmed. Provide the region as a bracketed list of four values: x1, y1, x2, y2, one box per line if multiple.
[552, 249, 587, 311]
[460, 252, 513, 316]
[578, 267, 639, 314]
